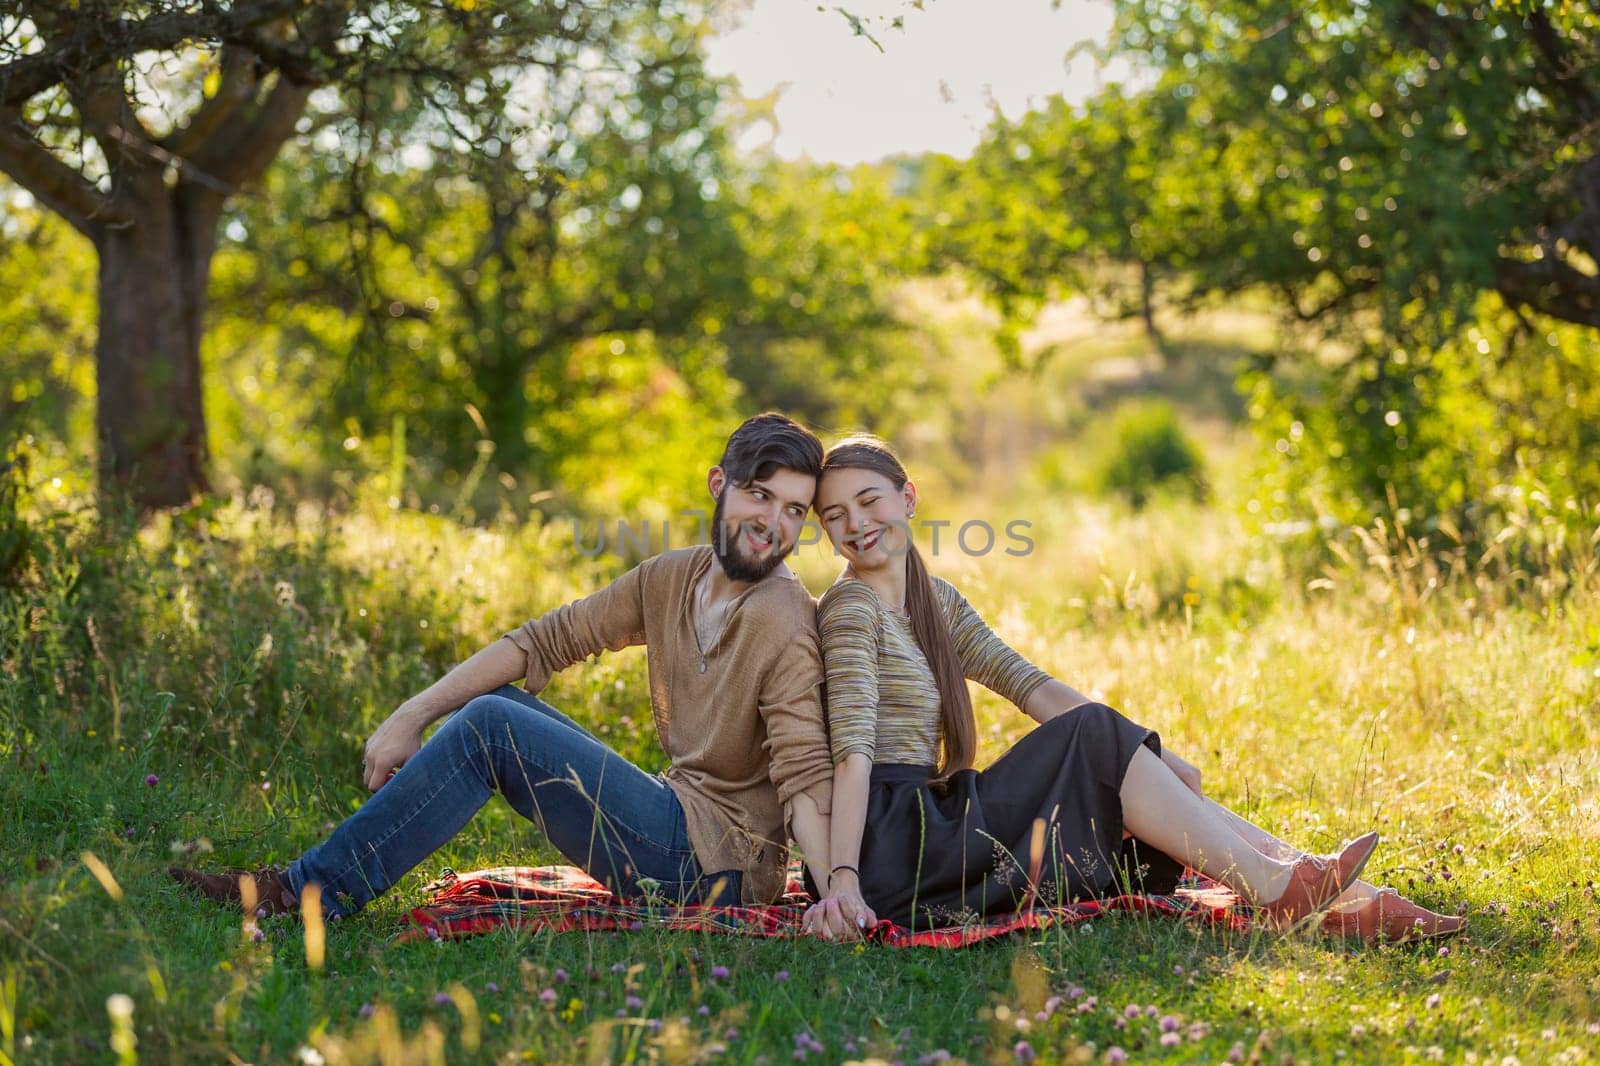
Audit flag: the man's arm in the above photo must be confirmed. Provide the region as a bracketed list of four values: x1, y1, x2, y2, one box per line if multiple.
[364, 562, 649, 792]
[786, 785, 833, 900]
[362, 638, 525, 791]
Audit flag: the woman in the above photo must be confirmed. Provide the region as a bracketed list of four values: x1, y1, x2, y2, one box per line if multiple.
[801, 436, 1465, 943]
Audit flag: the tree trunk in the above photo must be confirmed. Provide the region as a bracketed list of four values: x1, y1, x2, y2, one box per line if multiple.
[94, 176, 224, 509]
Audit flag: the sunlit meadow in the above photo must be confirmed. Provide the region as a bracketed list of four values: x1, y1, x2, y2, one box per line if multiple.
[3, 307, 1599, 1064]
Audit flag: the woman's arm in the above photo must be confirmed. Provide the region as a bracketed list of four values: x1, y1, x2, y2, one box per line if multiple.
[801, 583, 883, 940]
[1020, 677, 1095, 724]
[804, 753, 876, 939]
[1021, 677, 1203, 795]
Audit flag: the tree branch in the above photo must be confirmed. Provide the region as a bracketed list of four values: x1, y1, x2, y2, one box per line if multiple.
[186, 71, 312, 190]
[0, 0, 308, 109]
[163, 45, 260, 159]
[1495, 254, 1600, 328]
[0, 109, 128, 236]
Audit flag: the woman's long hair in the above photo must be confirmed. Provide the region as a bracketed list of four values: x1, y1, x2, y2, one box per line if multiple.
[821, 436, 976, 779]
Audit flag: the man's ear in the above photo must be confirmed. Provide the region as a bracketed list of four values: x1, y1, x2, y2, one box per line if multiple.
[708, 466, 727, 499]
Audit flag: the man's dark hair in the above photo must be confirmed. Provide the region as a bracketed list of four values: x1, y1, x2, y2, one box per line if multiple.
[719, 412, 823, 486]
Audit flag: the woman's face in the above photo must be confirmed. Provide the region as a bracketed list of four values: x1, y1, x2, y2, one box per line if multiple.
[814, 466, 916, 572]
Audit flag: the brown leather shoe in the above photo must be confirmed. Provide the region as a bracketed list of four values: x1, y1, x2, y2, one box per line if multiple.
[1256, 831, 1379, 929]
[169, 866, 299, 916]
[1322, 887, 1467, 945]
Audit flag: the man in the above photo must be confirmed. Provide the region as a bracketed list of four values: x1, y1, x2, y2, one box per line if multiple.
[172, 413, 837, 916]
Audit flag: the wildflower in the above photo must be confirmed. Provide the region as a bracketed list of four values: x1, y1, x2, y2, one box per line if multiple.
[554, 968, 569, 984]
[125, 827, 136, 838]
[1124, 1004, 1141, 1019]
[647, 1019, 662, 1032]
[1160, 1015, 1179, 1033]
[711, 964, 730, 980]
[1438, 947, 1450, 958]
[697, 1005, 710, 1017]
[297, 1048, 325, 1066]
[145, 774, 159, 787]
[433, 992, 452, 1006]
[261, 781, 271, 792]
[539, 989, 556, 1005]
[1083, 996, 1098, 1009]
[1042, 996, 1062, 1016]
[250, 927, 265, 943]
[358, 1003, 375, 1019]
[1106, 1049, 1127, 1065]
[775, 970, 790, 983]
[1112, 1017, 1127, 1030]
[918, 1051, 951, 1064]
[1228, 1044, 1246, 1062]
[615, 1009, 626, 1018]
[424, 926, 440, 942]
[256, 907, 267, 918]
[1013, 1040, 1035, 1063]
[626, 995, 643, 1010]
[725, 1028, 740, 1041]
[792, 1031, 824, 1055]
[1160, 1032, 1180, 1048]
[1351, 1024, 1367, 1038]
[1173, 964, 1184, 975]
[611, 963, 627, 974]
[1068, 985, 1085, 999]
[1145, 1005, 1158, 1017]
[485, 982, 499, 994]
[1189, 1022, 1208, 1041]
[1426, 993, 1442, 1010]
[1588, 1023, 1600, 1036]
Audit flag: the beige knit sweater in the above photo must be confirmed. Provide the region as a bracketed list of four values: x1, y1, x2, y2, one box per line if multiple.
[504, 546, 833, 902]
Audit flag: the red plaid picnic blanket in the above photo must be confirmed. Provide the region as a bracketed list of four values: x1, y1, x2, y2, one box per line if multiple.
[397, 866, 1248, 948]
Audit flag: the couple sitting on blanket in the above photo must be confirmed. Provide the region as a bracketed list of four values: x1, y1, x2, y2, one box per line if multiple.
[172, 414, 1463, 943]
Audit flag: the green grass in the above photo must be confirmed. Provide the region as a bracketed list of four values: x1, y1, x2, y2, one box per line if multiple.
[3, 477, 1599, 1064]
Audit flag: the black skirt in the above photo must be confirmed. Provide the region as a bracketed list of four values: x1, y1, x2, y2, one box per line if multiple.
[856, 703, 1185, 929]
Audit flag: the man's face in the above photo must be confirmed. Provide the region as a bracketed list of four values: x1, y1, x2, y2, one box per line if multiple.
[709, 466, 817, 582]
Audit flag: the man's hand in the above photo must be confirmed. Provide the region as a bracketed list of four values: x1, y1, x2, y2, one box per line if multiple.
[363, 707, 425, 791]
[1160, 747, 1202, 797]
[800, 871, 878, 941]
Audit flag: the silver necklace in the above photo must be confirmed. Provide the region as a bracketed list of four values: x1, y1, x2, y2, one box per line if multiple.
[694, 576, 731, 674]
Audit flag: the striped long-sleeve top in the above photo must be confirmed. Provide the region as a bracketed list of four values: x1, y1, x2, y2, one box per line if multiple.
[818, 572, 1052, 766]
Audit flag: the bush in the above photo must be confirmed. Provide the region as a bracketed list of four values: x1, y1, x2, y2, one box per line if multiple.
[0, 440, 38, 586]
[1089, 400, 1207, 508]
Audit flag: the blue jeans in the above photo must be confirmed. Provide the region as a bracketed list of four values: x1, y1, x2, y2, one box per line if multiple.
[285, 685, 741, 918]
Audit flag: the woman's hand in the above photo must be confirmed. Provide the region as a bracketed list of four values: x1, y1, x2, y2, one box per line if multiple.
[801, 871, 878, 941]
[1160, 748, 1202, 797]
[363, 706, 425, 791]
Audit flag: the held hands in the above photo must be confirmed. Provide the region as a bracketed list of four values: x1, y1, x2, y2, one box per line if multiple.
[362, 706, 424, 791]
[800, 869, 879, 941]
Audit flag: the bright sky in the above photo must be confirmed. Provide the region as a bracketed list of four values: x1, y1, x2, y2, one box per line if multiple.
[702, 0, 1126, 165]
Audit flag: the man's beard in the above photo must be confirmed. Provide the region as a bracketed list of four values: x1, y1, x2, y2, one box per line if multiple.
[710, 491, 788, 583]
